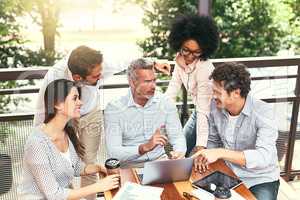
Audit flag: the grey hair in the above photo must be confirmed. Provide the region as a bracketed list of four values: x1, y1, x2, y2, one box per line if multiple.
[127, 58, 154, 80]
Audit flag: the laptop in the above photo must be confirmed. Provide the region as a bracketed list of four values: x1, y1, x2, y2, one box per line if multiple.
[136, 157, 194, 185]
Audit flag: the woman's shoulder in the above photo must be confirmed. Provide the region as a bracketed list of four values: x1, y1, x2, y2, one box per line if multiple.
[24, 127, 49, 150]
[193, 59, 214, 79]
[196, 59, 214, 70]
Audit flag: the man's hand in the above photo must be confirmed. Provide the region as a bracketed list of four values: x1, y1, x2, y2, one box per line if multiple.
[192, 149, 222, 173]
[139, 129, 168, 155]
[194, 154, 209, 173]
[154, 62, 171, 75]
[170, 151, 185, 160]
[190, 146, 205, 156]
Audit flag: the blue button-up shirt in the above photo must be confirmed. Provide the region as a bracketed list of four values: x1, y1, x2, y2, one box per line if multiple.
[104, 90, 186, 167]
[208, 94, 280, 188]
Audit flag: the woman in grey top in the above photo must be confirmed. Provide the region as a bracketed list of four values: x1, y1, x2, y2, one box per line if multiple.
[19, 79, 119, 200]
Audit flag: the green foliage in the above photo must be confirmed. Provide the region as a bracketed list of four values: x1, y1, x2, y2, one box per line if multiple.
[0, 0, 62, 114]
[138, 0, 297, 59]
[281, 0, 300, 54]
[138, 0, 198, 60]
[213, 0, 285, 58]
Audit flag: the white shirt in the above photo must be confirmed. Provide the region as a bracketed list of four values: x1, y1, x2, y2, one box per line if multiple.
[33, 55, 131, 127]
[60, 147, 72, 166]
[225, 114, 240, 147]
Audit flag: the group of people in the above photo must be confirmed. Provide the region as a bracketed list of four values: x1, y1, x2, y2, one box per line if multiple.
[18, 14, 280, 200]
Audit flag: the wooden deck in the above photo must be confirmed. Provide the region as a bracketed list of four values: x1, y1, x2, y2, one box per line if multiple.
[278, 177, 299, 200]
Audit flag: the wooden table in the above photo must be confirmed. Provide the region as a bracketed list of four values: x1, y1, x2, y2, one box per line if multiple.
[104, 159, 257, 200]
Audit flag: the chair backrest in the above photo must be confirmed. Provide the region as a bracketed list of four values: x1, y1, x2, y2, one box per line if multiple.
[0, 154, 13, 195]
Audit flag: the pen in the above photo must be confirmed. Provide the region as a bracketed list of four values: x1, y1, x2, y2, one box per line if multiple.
[183, 191, 200, 200]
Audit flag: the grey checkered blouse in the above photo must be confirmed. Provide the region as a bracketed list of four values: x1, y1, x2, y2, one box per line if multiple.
[18, 127, 85, 200]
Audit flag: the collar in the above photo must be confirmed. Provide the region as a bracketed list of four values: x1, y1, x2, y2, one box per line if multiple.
[221, 94, 252, 117]
[127, 89, 159, 108]
[240, 94, 252, 116]
[176, 53, 198, 74]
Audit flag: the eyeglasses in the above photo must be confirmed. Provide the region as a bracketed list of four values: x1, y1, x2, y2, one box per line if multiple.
[180, 47, 202, 58]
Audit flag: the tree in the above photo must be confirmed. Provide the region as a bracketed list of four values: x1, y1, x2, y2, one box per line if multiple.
[138, 0, 198, 59]
[213, 0, 285, 58]
[0, 0, 61, 113]
[282, 0, 300, 54]
[138, 0, 289, 59]
[0, 0, 29, 113]
[22, 0, 61, 63]
[0, 0, 26, 68]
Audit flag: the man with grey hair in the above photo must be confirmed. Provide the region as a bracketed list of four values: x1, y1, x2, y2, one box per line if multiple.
[104, 58, 186, 167]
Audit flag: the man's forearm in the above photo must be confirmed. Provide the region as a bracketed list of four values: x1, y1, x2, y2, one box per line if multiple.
[191, 146, 205, 156]
[138, 143, 150, 155]
[220, 149, 246, 167]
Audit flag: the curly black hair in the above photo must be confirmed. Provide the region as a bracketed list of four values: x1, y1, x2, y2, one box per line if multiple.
[210, 62, 251, 97]
[168, 15, 219, 60]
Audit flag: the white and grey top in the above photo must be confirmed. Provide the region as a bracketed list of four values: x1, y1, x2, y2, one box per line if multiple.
[18, 127, 85, 200]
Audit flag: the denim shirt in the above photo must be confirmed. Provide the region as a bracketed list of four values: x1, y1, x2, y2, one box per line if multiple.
[207, 94, 280, 188]
[104, 90, 187, 167]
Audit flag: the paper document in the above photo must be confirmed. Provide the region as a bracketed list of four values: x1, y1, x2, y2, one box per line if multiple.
[191, 188, 245, 200]
[112, 182, 163, 200]
[191, 188, 215, 200]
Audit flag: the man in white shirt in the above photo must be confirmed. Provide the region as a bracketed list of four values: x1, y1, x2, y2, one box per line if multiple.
[34, 46, 106, 200]
[105, 58, 186, 168]
[34, 45, 171, 199]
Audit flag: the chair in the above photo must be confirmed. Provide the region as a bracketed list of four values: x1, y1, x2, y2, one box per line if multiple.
[0, 154, 13, 195]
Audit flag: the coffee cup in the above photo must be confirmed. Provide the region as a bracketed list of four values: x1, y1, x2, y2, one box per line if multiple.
[213, 186, 231, 200]
[105, 158, 120, 175]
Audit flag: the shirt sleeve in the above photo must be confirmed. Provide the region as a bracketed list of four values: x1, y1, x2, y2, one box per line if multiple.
[207, 103, 223, 149]
[104, 104, 141, 163]
[33, 58, 67, 127]
[24, 142, 70, 200]
[101, 57, 136, 81]
[165, 65, 183, 102]
[194, 61, 214, 147]
[243, 104, 279, 169]
[163, 96, 187, 153]
[33, 77, 48, 127]
[74, 158, 85, 177]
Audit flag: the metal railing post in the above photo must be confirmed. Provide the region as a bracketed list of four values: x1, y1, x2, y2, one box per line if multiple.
[284, 63, 300, 180]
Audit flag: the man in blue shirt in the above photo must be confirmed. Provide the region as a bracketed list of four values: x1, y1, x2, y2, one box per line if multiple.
[105, 58, 186, 167]
[194, 62, 280, 200]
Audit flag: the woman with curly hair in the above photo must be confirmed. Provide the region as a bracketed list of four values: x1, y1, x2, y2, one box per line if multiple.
[166, 15, 219, 156]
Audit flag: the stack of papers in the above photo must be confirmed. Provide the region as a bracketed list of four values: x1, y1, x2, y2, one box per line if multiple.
[112, 182, 164, 200]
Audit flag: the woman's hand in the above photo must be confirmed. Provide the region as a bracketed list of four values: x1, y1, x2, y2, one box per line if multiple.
[97, 174, 120, 192]
[175, 54, 187, 68]
[97, 165, 107, 176]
